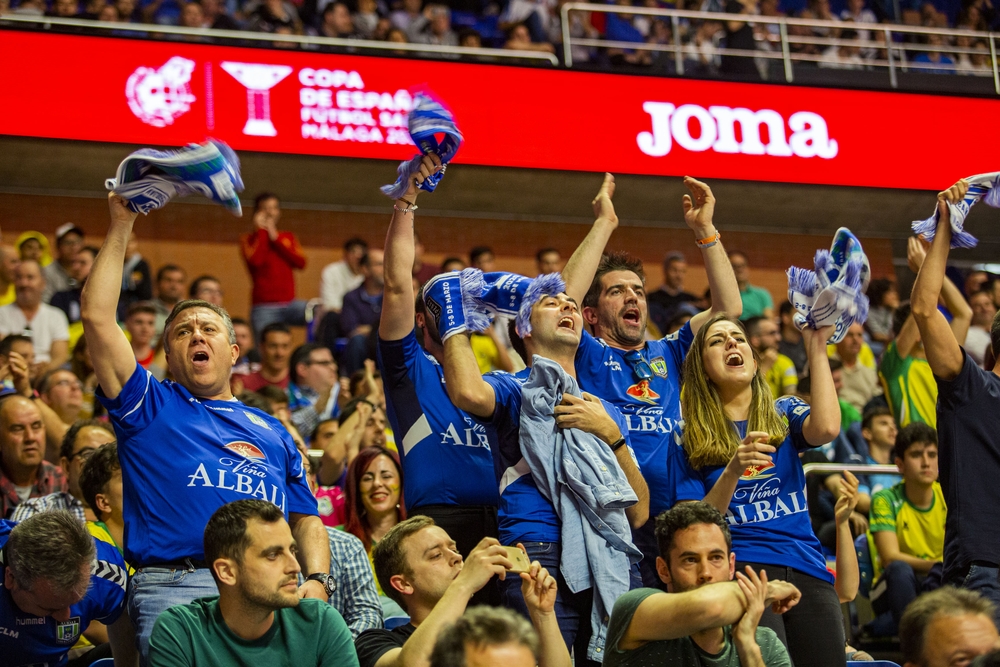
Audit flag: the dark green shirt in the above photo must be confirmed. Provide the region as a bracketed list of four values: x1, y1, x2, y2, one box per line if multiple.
[604, 588, 792, 667]
[148, 596, 359, 667]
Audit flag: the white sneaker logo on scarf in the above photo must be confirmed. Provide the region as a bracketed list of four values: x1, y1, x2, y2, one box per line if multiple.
[126, 56, 196, 128]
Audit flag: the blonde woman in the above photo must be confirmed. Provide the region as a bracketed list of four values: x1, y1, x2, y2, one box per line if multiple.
[670, 313, 844, 667]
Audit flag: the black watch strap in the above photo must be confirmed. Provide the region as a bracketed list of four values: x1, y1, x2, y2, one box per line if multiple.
[610, 436, 627, 452]
[305, 572, 336, 596]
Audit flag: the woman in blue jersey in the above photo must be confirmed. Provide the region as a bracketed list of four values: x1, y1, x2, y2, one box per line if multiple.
[673, 313, 843, 667]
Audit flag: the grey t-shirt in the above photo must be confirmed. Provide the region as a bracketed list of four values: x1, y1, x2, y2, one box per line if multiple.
[604, 588, 792, 667]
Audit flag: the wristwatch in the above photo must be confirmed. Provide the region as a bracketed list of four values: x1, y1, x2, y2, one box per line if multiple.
[305, 572, 336, 597]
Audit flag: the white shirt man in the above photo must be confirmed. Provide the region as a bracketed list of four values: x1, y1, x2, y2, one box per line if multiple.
[0, 260, 69, 370]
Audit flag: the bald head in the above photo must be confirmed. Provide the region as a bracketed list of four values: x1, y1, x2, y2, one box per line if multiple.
[0, 396, 46, 481]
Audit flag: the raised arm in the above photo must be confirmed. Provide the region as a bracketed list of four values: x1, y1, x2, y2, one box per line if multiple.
[833, 471, 860, 603]
[442, 334, 496, 419]
[80, 195, 139, 400]
[561, 173, 618, 305]
[685, 177, 742, 335]
[519, 557, 572, 667]
[800, 325, 841, 446]
[380, 154, 442, 342]
[911, 180, 970, 381]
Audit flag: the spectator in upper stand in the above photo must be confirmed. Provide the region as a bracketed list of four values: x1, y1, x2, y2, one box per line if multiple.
[458, 27, 483, 47]
[505, 21, 556, 53]
[353, 0, 380, 38]
[0, 245, 19, 307]
[189, 274, 224, 306]
[604, 0, 651, 66]
[114, 0, 139, 20]
[288, 343, 340, 439]
[777, 301, 808, 374]
[469, 246, 495, 272]
[149, 500, 356, 667]
[341, 248, 385, 375]
[0, 260, 69, 372]
[126, 302, 166, 380]
[356, 516, 569, 667]
[840, 0, 876, 45]
[412, 3, 458, 45]
[151, 263, 187, 345]
[0, 396, 63, 519]
[239, 322, 293, 391]
[326, 524, 383, 639]
[318, 2, 360, 37]
[913, 33, 956, 74]
[232, 317, 261, 376]
[179, 0, 205, 27]
[868, 422, 945, 634]
[865, 277, 899, 350]
[242, 192, 308, 337]
[648, 251, 698, 336]
[390, 0, 422, 32]
[880, 240, 972, 429]
[48, 0, 80, 16]
[10, 419, 114, 523]
[818, 28, 865, 68]
[247, 0, 301, 32]
[604, 502, 798, 667]
[38, 368, 85, 427]
[198, 0, 240, 29]
[43, 223, 84, 303]
[499, 0, 553, 44]
[900, 588, 1000, 667]
[965, 290, 996, 367]
[51, 245, 97, 325]
[745, 315, 798, 398]
[721, 0, 761, 80]
[536, 248, 563, 275]
[834, 321, 882, 413]
[322, 238, 369, 313]
[728, 251, 772, 320]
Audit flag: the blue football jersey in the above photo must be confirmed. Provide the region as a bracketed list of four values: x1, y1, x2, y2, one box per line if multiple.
[0, 519, 127, 667]
[377, 332, 499, 509]
[575, 323, 694, 515]
[673, 396, 833, 583]
[97, 367, 318, 566]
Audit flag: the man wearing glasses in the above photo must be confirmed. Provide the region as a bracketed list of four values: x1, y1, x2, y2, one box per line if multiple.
[288, 343, 341, 440]
[561, 176, 743, 588]
[10, 419, 115, 523]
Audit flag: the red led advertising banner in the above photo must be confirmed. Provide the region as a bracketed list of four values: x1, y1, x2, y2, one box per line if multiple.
[1, 29, 997, 190]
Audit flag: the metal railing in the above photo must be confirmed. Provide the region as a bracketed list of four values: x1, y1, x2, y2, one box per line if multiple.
[561, 2, 1000, 93]
[0, 13, 560, 65]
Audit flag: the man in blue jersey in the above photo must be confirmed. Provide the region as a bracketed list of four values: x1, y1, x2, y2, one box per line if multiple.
[559, 176, 743, 587]
[376, 153, 502, 604]
[1, 510, 128, 667]
[81, 194, 329, 662]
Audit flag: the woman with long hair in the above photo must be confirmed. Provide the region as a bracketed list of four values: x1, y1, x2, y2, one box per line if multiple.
[673, 313, 843, 667]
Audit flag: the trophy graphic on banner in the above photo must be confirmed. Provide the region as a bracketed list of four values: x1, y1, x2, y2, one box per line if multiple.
[221, 62, 293, 137]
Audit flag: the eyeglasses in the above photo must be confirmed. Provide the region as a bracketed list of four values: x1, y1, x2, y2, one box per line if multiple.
[53, 379, 83, 391]
[623, 350, 653, 382]
[69, 447, 98, 462]
[308, 360, 336, 367]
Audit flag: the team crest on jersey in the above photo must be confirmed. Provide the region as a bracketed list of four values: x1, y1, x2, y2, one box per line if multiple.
[244, 410, 272, 430]
[56, 617, 81, 643]
[649, 356, 668, 379]
[741, 460, 776, 480]
[626, 380, 660, 405]
[224, 441, 267, 461]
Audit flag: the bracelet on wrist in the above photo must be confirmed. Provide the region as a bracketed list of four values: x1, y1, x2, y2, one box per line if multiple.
[696, 231, 720, 249]
[394, 198, 417, 214]
[609, 436, 627, 452]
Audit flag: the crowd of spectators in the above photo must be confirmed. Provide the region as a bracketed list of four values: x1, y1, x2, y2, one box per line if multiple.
[4, 168, 1000, 667]
[1, 0, 995, 77]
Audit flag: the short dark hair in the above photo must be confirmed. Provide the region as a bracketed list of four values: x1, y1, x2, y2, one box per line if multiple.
[743, 316, 767, 339]
[663, 251, 685, 268]
[162, 299, 236, 354]
[126, 300, 158, 320]
[36, 367, 75, 396]
[253, 192, 280, 211]
[7, 511, 94, 596]
[256, 384, 289, 407]
[894, 422, 937, 461]
[0, 334, 32, 358]
[507, 319, 526, 367]
[231, 317, 250, 329]
[429, 607, 539, 667]
[344, 237, 368, 253]
[79, 245, 99, 260]
[372, 515, 437, 608]
[79, 441, 120, 519]
[203, 499, 285, 583]
[59, 419, 115, 463]
[535, 247, 559, 263]
[237, 391, 272, 414]
[828, 357, 843, 372]
[156, 264, 185, 284]
[900, 587, 996, 666]
[779, 300, 794, 317]
[349, 368, 381, 398]
[469, 246, 493, 266]
[260, 322, 291, 345]
[189, 275, 221, 299]
[861, 405, 894, 432]
[338, 396, 380, 426]
[866, 278, 896, 308]
[655, 501, 732, 561]
[290, 343, 329, 385]
[583, 251, 646, 309]
[440, 257, 465, 272]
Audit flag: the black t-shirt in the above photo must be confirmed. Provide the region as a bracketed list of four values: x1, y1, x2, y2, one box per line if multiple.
[936, 351, 1000, 573]
[355, 623, 416, 667]
[724, 0, 756, 50]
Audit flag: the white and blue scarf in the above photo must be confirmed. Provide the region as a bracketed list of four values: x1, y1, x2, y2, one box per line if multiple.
[912, 172, 1000, 249]
[381, 93, 463, 199]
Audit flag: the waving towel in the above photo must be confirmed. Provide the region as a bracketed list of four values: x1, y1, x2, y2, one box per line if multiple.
[381, 93, 463, 200]
[421, 269, 492, 341]
[472, 272, 566, 338]
[106, 140, 244, 216]
[911, 172, 1000, 249]
[787, 228, 870, 344]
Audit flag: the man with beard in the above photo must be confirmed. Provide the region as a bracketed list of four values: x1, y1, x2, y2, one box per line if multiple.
[148, 500, 356, 666]
[561, 176, 743, 587]
[745, 316, 798, 398]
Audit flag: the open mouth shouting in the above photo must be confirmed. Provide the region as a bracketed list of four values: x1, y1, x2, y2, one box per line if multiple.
[725, 352, 745, 368]
[621, 308, 641, 327]
[557, 316, 576, 332]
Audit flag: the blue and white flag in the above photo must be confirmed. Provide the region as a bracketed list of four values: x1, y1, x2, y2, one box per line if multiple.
[106, 140, 244, 216]
[381, 93, 463, 199]
[912, 172, 1000, 249]
[787, 228, 870, 344]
